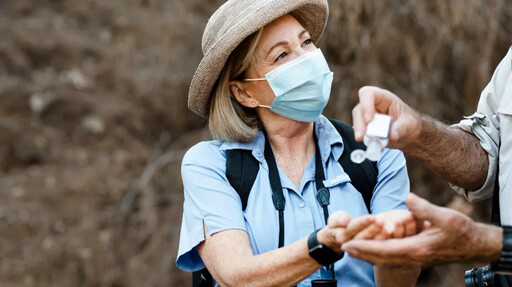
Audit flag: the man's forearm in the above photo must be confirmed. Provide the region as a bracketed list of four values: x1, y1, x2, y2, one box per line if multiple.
[374, 265, 420, 287]
[402, 115, 489, 191]
[472, 223, 502, 263]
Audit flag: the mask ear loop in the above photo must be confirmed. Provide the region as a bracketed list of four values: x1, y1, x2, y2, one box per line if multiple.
[240, 78, 272, 109]
[242, 78, 266, 81]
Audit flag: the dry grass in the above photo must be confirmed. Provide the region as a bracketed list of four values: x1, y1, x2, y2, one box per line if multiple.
[0, 0, 510, 286]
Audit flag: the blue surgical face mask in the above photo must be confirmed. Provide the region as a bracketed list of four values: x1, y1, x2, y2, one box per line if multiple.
[244, 48, 333, 122]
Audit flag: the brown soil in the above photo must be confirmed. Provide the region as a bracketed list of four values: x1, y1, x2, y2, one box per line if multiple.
[0, 0, 510, 286]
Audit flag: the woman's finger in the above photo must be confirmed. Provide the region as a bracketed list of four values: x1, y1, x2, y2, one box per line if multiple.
[353, 221, 385, 240]
[327, 210, 352, 228]
[404, 219, 417, 237]
[343, 215, 376, 240]
[392, 221, 405, 238]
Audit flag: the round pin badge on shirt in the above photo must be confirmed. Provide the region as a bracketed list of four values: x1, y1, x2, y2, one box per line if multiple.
[350, 149, 366, 164]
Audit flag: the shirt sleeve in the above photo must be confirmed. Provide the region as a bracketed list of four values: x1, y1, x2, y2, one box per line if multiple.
[176, 141, 247, 272]
[450, 46, 512, 202]
[370, 148, 410, 214]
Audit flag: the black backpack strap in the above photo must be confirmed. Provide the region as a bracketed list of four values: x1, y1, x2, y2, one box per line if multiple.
[226, 149, 260, 211]
[192, 268, 213, 287]
[328, 118, 378, 213]
[491, 156, 501, 226]
[491, 158, 512, 285]
[191, 149, 260, 287]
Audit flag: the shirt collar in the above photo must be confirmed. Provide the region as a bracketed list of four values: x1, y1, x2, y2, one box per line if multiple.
[315, 115, 345, 164]
[219, 131, 266, 163]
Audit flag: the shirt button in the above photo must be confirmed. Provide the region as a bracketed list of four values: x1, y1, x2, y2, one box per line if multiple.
[299, 202, 305, 208]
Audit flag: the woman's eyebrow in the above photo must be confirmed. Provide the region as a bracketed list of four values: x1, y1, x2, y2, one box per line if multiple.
[298, 29, 308, 39]
[265, 29, 309, 59]
[266, 41, 288, 59]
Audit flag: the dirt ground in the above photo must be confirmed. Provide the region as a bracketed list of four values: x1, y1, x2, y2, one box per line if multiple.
[0, 0, 511, 286]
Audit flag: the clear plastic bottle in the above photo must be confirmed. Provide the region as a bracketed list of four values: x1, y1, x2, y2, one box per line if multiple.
[351, 113, 392, 163]
[363, 134, 389, 161]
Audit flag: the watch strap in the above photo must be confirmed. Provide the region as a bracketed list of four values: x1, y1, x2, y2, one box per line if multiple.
[307, 229, 344, 266]
[493, 226, 512, 275]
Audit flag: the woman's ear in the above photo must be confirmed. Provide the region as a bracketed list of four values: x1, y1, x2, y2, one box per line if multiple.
[229, 80, 259, 108]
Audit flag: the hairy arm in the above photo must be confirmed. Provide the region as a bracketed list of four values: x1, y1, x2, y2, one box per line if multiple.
[374, 265, 420, 287]
[352, 86, 489, 191]
[402, 115, 489, 191]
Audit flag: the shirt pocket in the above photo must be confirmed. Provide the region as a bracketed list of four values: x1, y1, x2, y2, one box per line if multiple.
[322, 173, 369, 217]
[498, 104, 512, 116]
[497, 76, 512, 115]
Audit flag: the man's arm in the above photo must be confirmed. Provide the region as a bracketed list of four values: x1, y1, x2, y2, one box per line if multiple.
[352, 86, 488, 191]
[402, 115, 488, 191]
[374, 265, 420, 287]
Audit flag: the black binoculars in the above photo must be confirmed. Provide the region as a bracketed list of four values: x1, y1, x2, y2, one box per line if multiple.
[465, 265, 496, 287]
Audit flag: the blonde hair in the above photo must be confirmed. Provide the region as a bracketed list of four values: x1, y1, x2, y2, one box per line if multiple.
[208, 29, 264, 142]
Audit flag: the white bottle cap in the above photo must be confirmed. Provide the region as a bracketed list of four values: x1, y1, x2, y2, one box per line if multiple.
[366, 113, 392, 138]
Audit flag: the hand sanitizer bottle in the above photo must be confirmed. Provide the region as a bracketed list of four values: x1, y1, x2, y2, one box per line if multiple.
[350, 113, 392, 163]
[363, 113, 392, 161]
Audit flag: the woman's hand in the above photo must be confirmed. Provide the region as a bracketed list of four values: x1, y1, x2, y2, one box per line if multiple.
[375, 209, 418, 239]
[317, 211, 387, 252]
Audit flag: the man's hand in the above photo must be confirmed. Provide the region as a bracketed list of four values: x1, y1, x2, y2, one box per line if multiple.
[352, 86, 422, 148]
[352, 86, 489, 191]
[342, 193, 503, 266]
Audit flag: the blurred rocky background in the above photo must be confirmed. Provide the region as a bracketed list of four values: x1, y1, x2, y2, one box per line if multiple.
[0, 0, 510, 286]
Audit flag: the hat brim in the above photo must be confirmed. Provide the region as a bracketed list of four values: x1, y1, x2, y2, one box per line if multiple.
[188, 0, 329, 118]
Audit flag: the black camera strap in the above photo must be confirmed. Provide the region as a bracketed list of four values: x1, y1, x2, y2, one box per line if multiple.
[263, 132, 332, 247]
[263, 129, 335, 279]
[263, 135, 286, 248]
[491, 157, 500, 226]
[313, 132, 337, 280]
[265, 130, 335, 279]
[490, 158, 512, 286]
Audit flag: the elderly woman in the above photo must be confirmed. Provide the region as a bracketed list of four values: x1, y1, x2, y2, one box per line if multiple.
[177, 0, 420, 286]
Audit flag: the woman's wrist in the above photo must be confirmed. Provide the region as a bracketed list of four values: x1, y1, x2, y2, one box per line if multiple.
[316, 227, 342, 253]
[308, 229, 344, 266]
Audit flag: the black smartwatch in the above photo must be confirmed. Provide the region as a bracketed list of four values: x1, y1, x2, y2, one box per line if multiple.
[492, 226, 512, 275]
[308, 229, 344, 266]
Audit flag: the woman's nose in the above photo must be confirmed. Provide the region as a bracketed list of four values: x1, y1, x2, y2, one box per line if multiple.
[293, 46, 308, 57]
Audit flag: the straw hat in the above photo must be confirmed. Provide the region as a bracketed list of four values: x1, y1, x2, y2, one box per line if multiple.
[188, 0, 329, 118]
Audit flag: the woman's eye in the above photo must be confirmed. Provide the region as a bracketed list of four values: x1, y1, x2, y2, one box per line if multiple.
[303, 39, 312, 46]
[275, 52, 288, 62]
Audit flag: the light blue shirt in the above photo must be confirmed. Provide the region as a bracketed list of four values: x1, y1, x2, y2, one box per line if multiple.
[176, 115, 410, 287]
